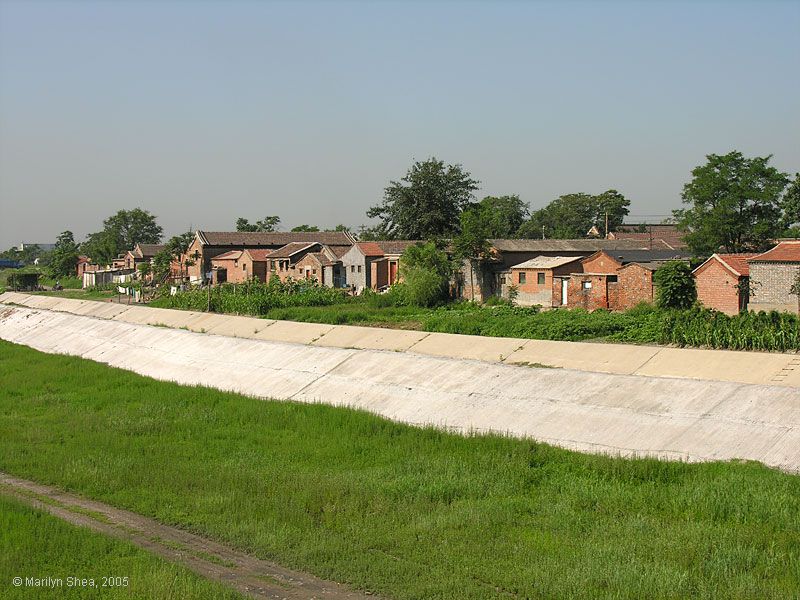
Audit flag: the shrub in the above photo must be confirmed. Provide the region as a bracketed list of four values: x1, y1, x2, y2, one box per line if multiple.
[654, 261, 697, 309]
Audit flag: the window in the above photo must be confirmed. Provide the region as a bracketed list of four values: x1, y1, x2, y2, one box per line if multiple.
[242, 263, 246, 271]
[519, 272, 526, 284]
[608, 275, 618, 283]
[500, 275, 506, 284]
[582, 281, 592, 290]
[537, 272, 545, 285]
[351, 265, 355, 273]
[312, 269, 317, 275]
[357, 265, 362, 273]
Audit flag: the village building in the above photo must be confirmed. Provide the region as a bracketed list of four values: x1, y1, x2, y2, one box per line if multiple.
[608, 223, 688, 250]
[747, 241, 800, 314]
[183, 231, 356, 283]
[504, 256, 583, 307]
[567, 249, 689, 311]
[693, 253, 758, 315]
[265, 242, 348, 287]
[75, 255, 98, 278]
[123, 243, 166, 271]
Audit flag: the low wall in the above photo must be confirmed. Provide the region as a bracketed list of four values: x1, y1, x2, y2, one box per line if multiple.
[1, 303, 799, 472]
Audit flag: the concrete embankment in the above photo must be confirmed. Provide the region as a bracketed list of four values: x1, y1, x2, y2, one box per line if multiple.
[1, 291, 799, 387]
[1, 300, 799, 472]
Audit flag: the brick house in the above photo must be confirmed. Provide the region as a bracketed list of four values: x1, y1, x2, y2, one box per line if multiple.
[266, 242, 347, 287]
[76, 256, 98, 278]
[504, 256, 584, 307]
[210, 249, 270, 284]
[340, 242, 384, 293]
[747, 241, 800, 313]
[183, 230, 356, 282]
[693, 253, 758, 315]
[567, 249, 689, 310]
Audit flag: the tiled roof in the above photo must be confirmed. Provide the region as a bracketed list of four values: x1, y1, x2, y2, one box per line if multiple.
[716, 253, 759, 276]
[135, 243, 166, 258]
[356, 242, 385, 256]
[490, 239, 662, 252]
[266, 242, 318, 258]
[584, 249, 690, 265]
[245, 249, 273, 262]
[197, 231, 355, 247]
[749, 241, 800, 263]
[211, 250, 242, 261]
[611, 224, 687, 249]
[510, 256, 583, 270]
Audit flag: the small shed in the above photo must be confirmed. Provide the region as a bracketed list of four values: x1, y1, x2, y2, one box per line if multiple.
[747, 241, 800, 314]
[693, 253, 758, 315]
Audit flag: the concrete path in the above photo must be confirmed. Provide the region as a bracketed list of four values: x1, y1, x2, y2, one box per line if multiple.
[1, 304, 799, 472]
[1, 291, 798, 387]
[0, 472, 373, 600]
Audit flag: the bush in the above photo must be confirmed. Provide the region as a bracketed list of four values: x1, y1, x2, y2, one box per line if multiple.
[400, 242, 453, 307]
[654, 261, 696, 309]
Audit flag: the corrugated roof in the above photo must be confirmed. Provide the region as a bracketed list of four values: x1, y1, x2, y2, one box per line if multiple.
[510, 256, 583, 270]
[489, 239, 661, 252]
[197, 231, 355, 247]
[749, 241, 800, 263]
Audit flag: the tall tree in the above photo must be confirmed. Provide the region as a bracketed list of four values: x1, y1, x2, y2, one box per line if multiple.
[477, 195, 530, 238]
[236, 216, 281, 232]
[674, 151, 789, 255]
[454, 206, 493, 301]
[291, 224, 320, 232]
[80, 230, 118, 266]
[517, 191, 630, 239]
[781, 173, 800, 236]
[367, 158, 479, 239]
[48, 231, 79, 279]
[103, 208, 163, 250]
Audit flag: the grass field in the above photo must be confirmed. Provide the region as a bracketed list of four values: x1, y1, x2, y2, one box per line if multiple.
[1, 340, 798, 599]
[0, 494, 243, 599]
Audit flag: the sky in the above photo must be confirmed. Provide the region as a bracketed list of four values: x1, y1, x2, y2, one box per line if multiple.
[0, 0, 798, 248]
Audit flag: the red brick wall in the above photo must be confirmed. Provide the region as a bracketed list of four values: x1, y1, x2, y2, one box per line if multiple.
[616, 264, 655, 310]
[581, 252, 622, 275]
[568, 274, 609, 310]
[695, 259, 743, 315]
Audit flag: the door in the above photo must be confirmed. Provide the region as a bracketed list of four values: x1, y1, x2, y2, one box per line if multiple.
[561, 278, 568, 306]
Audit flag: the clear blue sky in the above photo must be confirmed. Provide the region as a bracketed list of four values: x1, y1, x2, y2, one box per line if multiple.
[1, 0, 798, 247]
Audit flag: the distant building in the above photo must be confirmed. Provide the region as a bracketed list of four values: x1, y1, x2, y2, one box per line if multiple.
[608, 223, 687, 250]
[17, 242, 56, 252]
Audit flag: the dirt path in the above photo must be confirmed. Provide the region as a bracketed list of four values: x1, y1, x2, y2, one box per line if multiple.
[0, 472, 377, 600]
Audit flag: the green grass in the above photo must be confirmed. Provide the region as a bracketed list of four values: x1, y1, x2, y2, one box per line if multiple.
[0, 493, 243, 599]
[1, 341, 798, 599]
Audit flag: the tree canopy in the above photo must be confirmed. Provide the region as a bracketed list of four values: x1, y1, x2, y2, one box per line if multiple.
[291, 224, 320, 232]
[82, 208, 163, 264]
[781, 173, 800, 237]
[367, 158, 479, 239]
[48, 231, 79, 279]
[236, 216, 281, 232]
[475, 195, 530, 238]
[517, 190, 630, 239]
[398, 241, 453, 307]
[674, 151, 789, 255]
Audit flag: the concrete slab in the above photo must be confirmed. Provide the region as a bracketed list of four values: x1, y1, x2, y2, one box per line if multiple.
[252, 320, 335, 345]
[407, 331, 525, 362]
[0, 292, 30, 305]
[204, 314, 271, 338]
[2, 305, 799, 472]
[506, 339, 661, 374]
[634, 346, 797, 386]
[312, 325, 429, 351]
[78, 302, 134, 320]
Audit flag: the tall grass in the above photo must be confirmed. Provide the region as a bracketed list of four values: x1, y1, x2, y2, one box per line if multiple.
[0, 494, 242, 599]
[1, 341, 798, 599]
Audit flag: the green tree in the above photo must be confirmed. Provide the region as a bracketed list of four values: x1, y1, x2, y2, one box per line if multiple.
[164, 231, 195, 281]
[80, 230, 119, 266]
[236, 216, 281, 232]
[328, 224, 351, 232]
[367, 158, 479, 239]
[781, 173, 800, 236]
[137, 261, 152, 283]
[517, 191, 630, 239]
[151, 249, 173, 283]
[291, 224, 320, 232]
[674, 151, 789, 255]
[654, 261, 697, 310]
[399, 241, 453, 307]
[477, 195, 530, 238]
[48, 231, 79, 279]
[103, 208, 163, 250]
[453, 207, 492, 302]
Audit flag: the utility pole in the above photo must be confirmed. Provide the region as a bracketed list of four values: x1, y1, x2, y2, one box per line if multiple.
[542, 225, 545, 240]
[604, 211, 609, 239]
